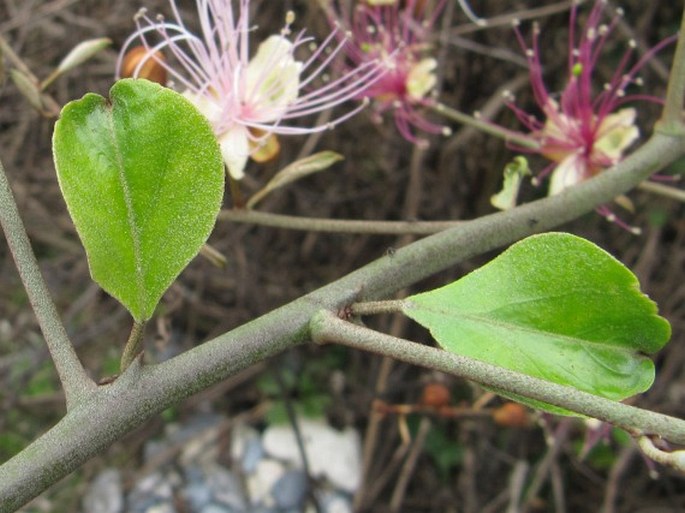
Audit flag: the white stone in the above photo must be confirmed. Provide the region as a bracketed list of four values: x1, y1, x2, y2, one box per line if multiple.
[145, 504, 176, 513]
[262, 418, 361, 493]
[231, 423, 262, 470]
[82, 469, 123, 513]
[323, 495, 353, 513]
[246, 458, 285, 506]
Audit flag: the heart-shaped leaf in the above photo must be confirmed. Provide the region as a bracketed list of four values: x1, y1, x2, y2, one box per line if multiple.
[403, 233, 670, 412]
[53, 78, 224, 321]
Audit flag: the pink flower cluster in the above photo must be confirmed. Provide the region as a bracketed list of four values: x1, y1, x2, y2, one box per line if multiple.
[506, 0, 674, 200]
[328, 0, 450, 145]
[117, 0, 385, 180]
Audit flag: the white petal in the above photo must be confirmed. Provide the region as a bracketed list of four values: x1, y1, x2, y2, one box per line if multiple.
[594, 108, 639, 162]
[183, 90, 222, 126]
[407, 58, 437, 100]
[245, 35, 302, 121]
[219, 126, 250, 180]
[548, 153, 585, 195]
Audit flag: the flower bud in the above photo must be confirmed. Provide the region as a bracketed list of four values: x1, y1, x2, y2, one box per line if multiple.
[420, 383, 451, 409]
[56, 38, 112, 75]
[249, 130, 281, 163]
[119, 46, 167, 85]
[492, 402, 530, 428]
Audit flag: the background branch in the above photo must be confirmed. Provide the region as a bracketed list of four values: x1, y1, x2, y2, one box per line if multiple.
[660, 4, 685, 130]
[0, 158, 95, 409]
[219, 208, 464, 234]
[309, 310, 685, 446]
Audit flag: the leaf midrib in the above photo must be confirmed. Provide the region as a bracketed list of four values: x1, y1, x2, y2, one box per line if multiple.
[408, 303, 642, 355]
[107, 107, 144, 316]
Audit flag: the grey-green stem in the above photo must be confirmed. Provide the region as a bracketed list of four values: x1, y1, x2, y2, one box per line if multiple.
[430, 101, 541, 149]
[309, 310, 685, 447]
[2, 130, 684, 511]
[638, 181, 685, 202]
[660, 3, 685, 132]
[219, 208, 464, 234]
[0, 158, 95, 410]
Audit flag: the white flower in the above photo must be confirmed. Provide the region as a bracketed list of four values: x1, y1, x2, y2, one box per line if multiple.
[118, 0, 384, 180]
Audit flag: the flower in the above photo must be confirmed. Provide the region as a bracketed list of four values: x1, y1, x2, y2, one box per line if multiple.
[327, 0, 450, 145]
[117, 0, 385, 180]
[505, 0, 674, 207]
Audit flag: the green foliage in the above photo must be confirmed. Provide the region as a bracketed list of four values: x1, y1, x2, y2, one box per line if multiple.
[403, 233, 671, 413]
[259, 349, 346, 424]
[264, 397, 332, 425]
[420, 421, 463, 480]
[648, 207, 670, 228]
[664, 154, 685, 175]
[161, 406, 180, 423]
[575, 427, 631, 470]
[8, 287, 28, 308]
[0, 431, 27, 462]
[259, 369, 333, 425]
[101, 349, 121, 378]
[53, 78, 224, 321]
[25, 362, 58, 397]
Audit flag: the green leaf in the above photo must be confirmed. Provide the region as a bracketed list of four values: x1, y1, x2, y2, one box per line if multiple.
[403, 233, 670, 413]
[53, 78, 224, 321]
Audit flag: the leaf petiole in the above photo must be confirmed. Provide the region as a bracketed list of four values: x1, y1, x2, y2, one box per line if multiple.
[350, 299, 407, 317]
[120, 320, 147, 372]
